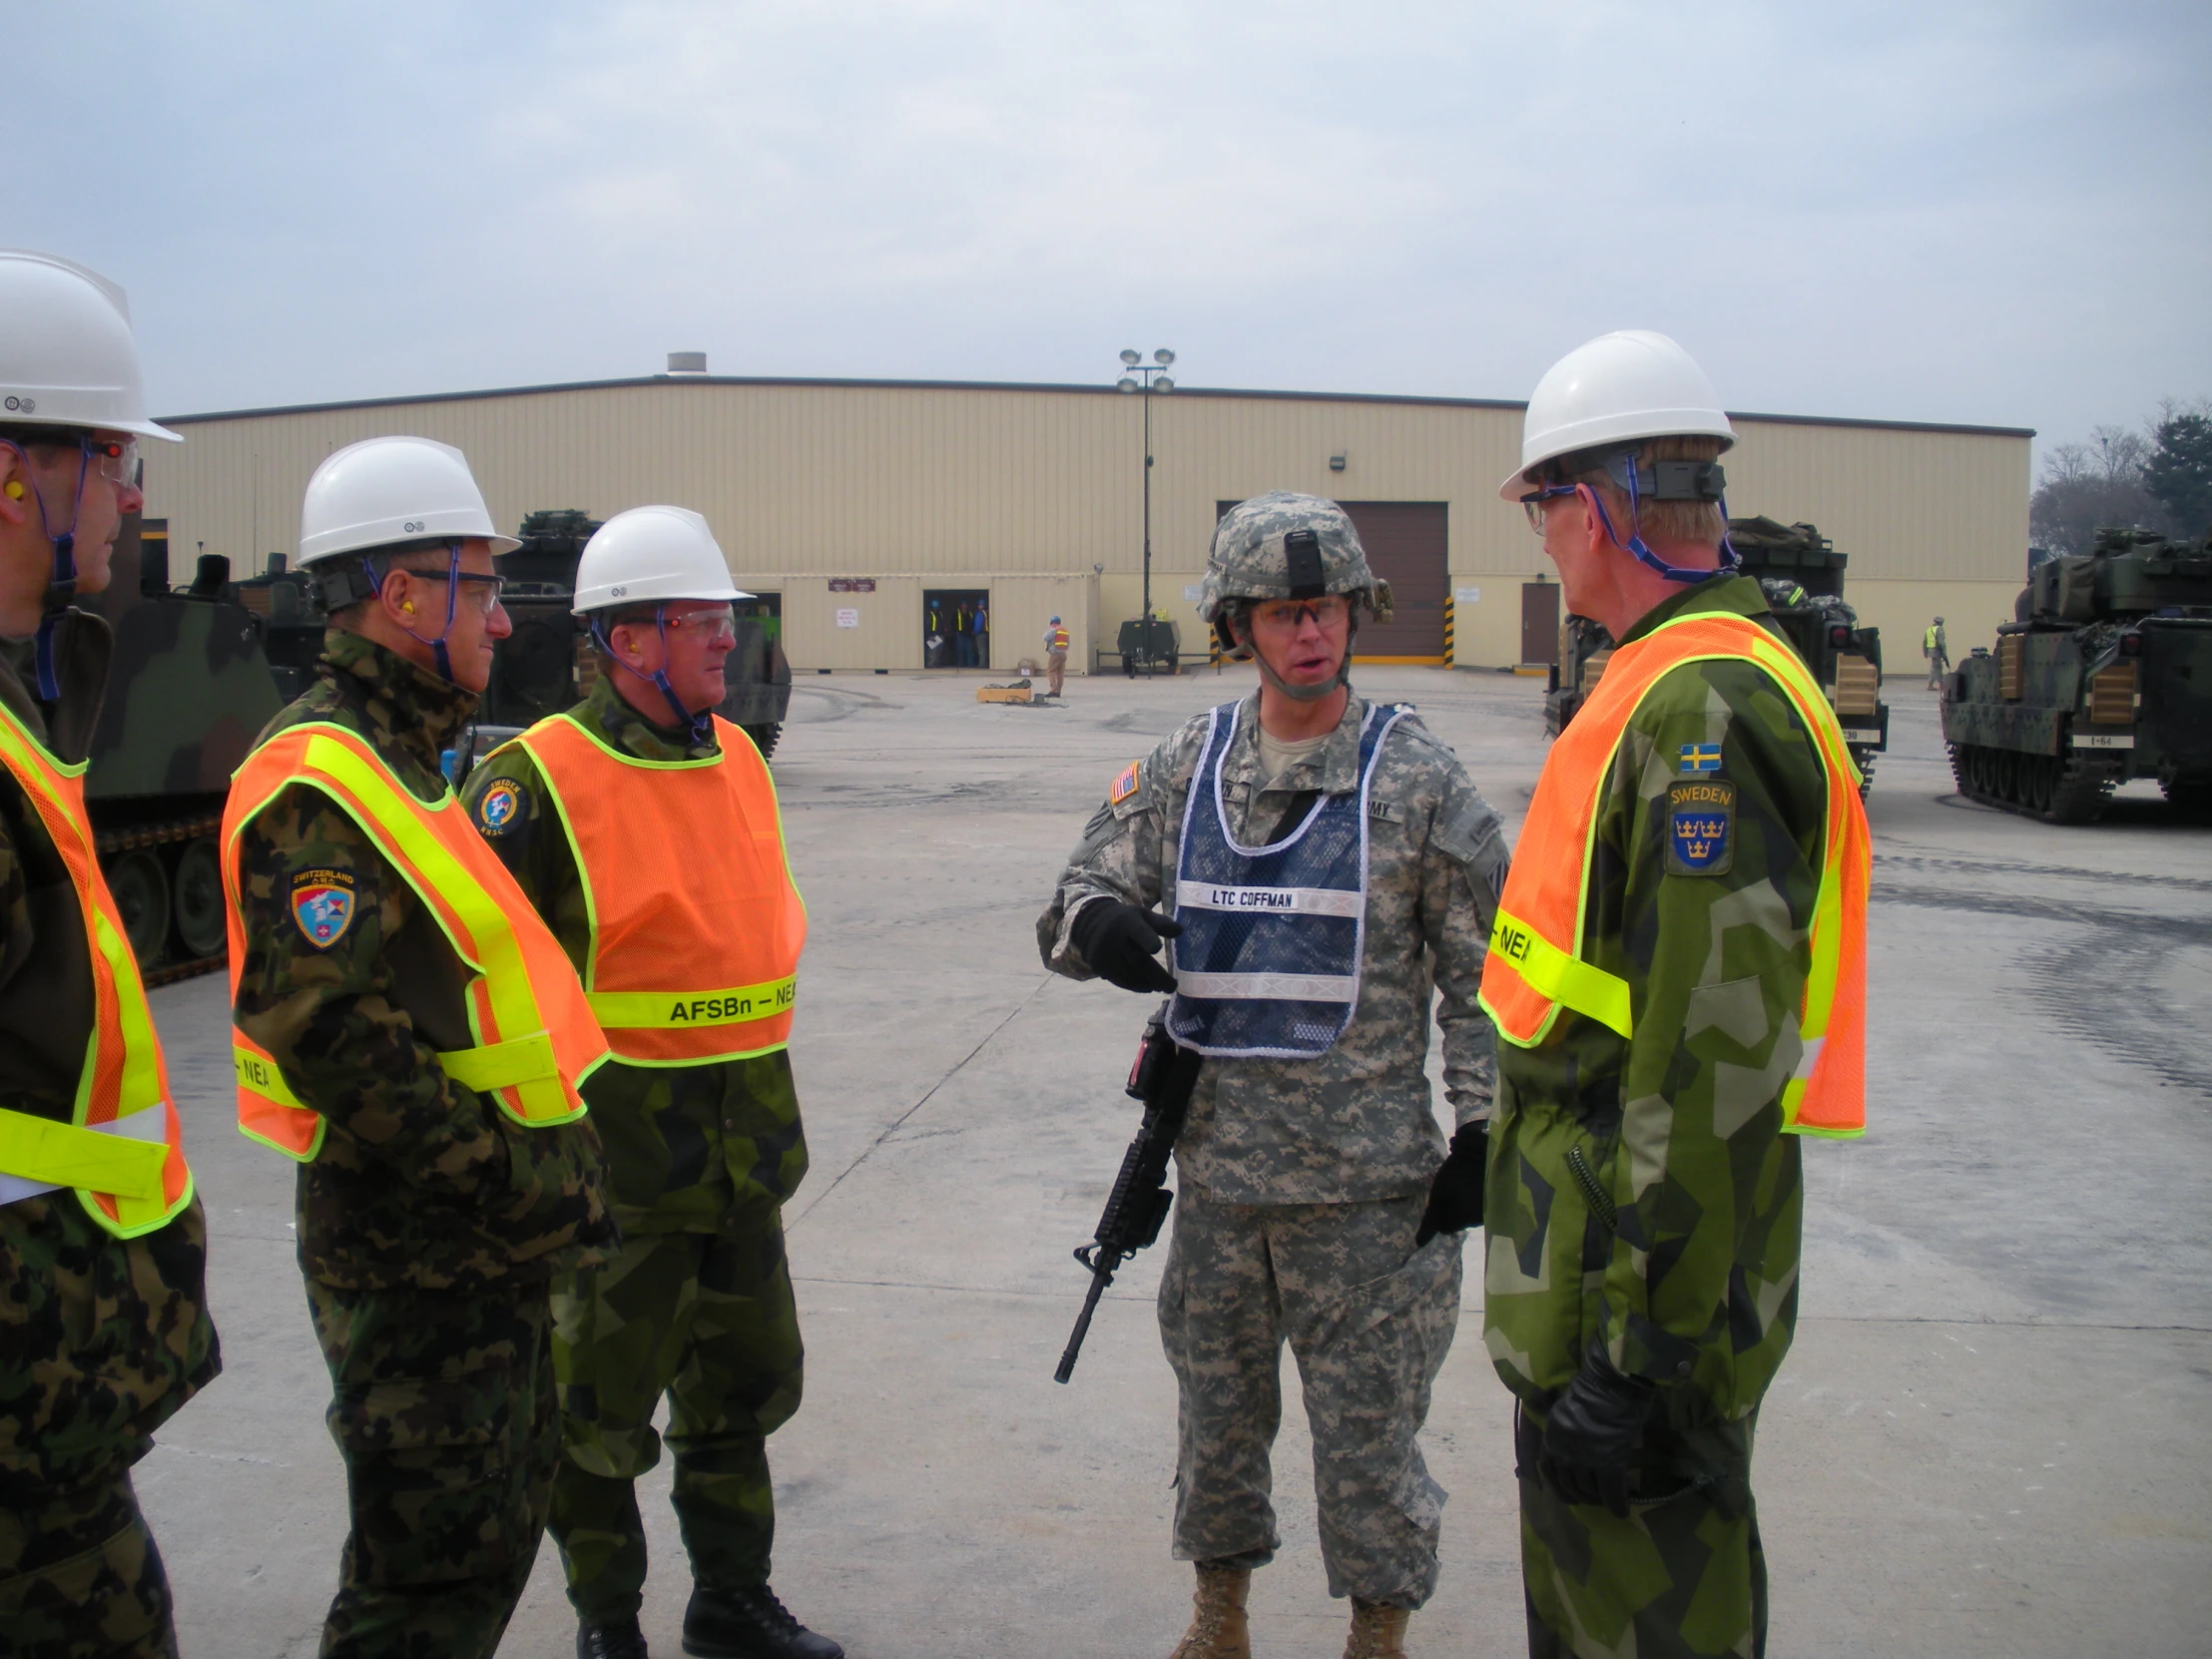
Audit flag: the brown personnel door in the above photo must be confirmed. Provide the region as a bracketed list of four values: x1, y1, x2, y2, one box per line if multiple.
[1521, 581, 1560, 665]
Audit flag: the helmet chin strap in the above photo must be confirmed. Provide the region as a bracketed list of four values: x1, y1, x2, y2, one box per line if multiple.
[1584, 467, 1741, 585]
[592, 605, 715, 745]
[1244, 609, 1357, 704]
[2, 437, 91, 704]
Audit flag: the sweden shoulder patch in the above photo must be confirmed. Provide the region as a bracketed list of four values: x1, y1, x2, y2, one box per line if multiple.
[291, 867, 358, 948]
[1665, 780, 1735, 876]
[474, 777, 526, 836]
[1678, 743, 1723, 774]
[1109, 760, 1141, 806]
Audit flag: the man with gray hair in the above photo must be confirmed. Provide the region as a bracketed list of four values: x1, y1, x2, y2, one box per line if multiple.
[1037, 492, 1508, 1659]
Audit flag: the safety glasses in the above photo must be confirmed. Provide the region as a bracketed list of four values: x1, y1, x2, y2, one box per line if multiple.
[1250, 595, 1351, 631]
[407, 570, 507, 617]
[1521, 483, 1582, 534]
[82, 436, 139, 486]
[659, 604, 738, 644]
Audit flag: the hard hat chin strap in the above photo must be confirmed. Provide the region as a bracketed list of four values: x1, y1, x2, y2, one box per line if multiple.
[1583, 462, 1741, 586]
[1, 438, 91, 704]
[378, 541, 465, 683]
[592, 606, 716, 745]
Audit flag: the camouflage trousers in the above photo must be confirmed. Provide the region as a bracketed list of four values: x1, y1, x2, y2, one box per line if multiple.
[1156, 1186, 1461, 1609]
[0, 1459, 177, 1658]
[306, 1278, 559, 1659]
[548, 1208, 804, 1622]
[1513, 1402, 1767, 1658]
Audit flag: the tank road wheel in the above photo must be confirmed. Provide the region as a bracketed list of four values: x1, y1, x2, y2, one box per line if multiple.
[2026, 756, 2056, 818]
[173, 837, 228, 959]
[741, 723, 781, 762]
[106, 849, 172, 966]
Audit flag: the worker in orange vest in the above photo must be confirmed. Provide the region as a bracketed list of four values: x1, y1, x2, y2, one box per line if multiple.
[1042, 614, 1070, 697]
[460, 507, 838, 1659]
[223, 435, 615, 1658]
[0, 251, 218, 1659]
[1481, 332, 1869, 1659]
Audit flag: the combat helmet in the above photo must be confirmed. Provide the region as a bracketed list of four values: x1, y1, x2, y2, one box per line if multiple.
[1201, 492, 1391, 700]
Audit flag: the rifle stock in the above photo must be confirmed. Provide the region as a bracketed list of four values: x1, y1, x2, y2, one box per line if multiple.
[1052, 1004, 1203, 1383]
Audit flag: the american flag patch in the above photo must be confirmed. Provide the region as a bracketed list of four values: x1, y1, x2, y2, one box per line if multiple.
[1109, 761, 1141, 805]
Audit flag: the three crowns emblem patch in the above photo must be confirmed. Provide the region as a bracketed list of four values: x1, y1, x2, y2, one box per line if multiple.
[1665, 780, 1736, 876]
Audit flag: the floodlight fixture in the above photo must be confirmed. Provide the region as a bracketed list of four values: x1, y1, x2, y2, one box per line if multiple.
[1117, 376, 1139, 393]
[1154, 348, 1175, 366]
[1153, 375, 1175, 392]
[1120, 348, 1142, 365]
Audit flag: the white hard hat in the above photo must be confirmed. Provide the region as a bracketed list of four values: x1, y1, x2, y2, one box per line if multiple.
[0, 250, 180, 442]
[1499, 329, 1733, 501]
[572, 505, 749, 614]
[296, 435, 519, 566]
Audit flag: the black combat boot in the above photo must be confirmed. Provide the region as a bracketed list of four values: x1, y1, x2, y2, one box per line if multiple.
[578, 1617, 651, 1659]
[681, 1584, 844, 1659]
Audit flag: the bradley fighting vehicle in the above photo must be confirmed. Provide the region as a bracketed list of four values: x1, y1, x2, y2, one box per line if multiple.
[1942, 527, 2212, 823]
[93, 508, 795, 982]
[1544, 516, 1889, 794]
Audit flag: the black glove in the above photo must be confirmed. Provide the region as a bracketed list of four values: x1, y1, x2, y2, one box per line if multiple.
[1414, 1121, 1486, 1246]
[1539, 1340, 1657, 1517]
[1069, 899, 1184, 993]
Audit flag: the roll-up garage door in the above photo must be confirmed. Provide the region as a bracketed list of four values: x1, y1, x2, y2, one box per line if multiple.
[1212, 500, 1448, 661]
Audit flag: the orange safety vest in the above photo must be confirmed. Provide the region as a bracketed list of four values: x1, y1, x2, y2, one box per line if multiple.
[1047, 627, 1069, 653]
[221, 723, 608, 1160]
[508, 712, 807, 1065]
[1478, 610, 1870, 1137]
[0, 706, 193, 1237]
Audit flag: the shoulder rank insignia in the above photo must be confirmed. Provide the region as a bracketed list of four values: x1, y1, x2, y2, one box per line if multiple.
[475, 778, 524, 835]
[1678, 743, 1723, 775]
[1109, 761, 1141, 806]
[291, 867, 358, 949]
[1665, 780, 1735, 875]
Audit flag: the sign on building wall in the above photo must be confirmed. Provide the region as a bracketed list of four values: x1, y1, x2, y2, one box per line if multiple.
[829, 578, 877, 593]
[835, 607, 860, 628]
[1455, 586, 1481, 604]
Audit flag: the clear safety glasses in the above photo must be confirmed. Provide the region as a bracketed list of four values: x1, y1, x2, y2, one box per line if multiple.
[408, 570, 508, 617]
[82, 436, 139, 485]
[1250, 595, 1352, 631]
[1521, 483, 1583, 534]
[660, 604, 738, 644]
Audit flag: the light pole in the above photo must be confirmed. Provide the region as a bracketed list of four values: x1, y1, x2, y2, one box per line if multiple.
[1117, 347, 1175, 674]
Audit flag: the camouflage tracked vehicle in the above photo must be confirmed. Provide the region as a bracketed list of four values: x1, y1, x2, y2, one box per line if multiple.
[1942, 527, 2212, 823]
[84, 516, 283, 981]
[1544, 517, 1888, 796]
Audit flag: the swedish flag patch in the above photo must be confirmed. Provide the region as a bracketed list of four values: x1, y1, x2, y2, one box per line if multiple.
[1678, 743, 1723, 774]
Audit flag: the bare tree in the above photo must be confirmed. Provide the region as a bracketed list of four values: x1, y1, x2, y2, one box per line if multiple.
[2030, 423, 2162, 558]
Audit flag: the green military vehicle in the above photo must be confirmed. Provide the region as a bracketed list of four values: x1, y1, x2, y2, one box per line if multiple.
[1544, 516, 1889, 795]
[1942, 527, 2212, 823]
[83, 517, 284, 981]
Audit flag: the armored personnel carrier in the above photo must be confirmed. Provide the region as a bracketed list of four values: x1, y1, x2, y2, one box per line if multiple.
[84, 517, 284, 981]
[1543, 517, 1889, 795]
[1942, 527, 2212, 823]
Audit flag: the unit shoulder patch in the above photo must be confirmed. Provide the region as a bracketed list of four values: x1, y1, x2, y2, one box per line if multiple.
[1108, 760, 1142, 807]
[474, 777, 527, 836]
[291, 867, 359, 949]
[1665, 780, 1736, 876]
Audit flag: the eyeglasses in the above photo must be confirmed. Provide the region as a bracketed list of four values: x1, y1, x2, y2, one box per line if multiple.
[83, 436, 139, 486]
[1250, 595, 1351, 630]
[405, 570, 508, 617]
[1521, 483, 1582, 534]
[660, 605, 738, 644]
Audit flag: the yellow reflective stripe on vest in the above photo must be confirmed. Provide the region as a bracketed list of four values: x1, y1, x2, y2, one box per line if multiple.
[300, 735, 569, 1122]
[0, 1104, 167, 1200]
[586, 975, 799, 1030]
[1487, 908, 1633, 1039]
[234, 1034, 560, 1112]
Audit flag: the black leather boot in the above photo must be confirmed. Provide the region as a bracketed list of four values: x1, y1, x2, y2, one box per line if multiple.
[578, 1617, 651, 1659]
[681, 1585, 844, 1659]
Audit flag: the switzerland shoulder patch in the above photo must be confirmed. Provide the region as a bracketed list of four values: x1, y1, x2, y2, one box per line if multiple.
[291, 867, 358, 948]
[1109, 761, 1142, 806]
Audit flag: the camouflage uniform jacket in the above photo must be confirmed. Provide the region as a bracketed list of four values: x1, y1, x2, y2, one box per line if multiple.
[1483, 575, 1828, 1424]
[0, 614, 220, 1491]
[231, 629, 614, 1292]
[1038, 692, 1507, 1204]
[459, 679, 810, 1235]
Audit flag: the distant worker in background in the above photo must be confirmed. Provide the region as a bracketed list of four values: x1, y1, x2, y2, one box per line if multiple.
[0, 250, 219, 1659]
[1038, 492, 1508, 1659]
[1925, 616, 1948, 689]
[461, 507, 837, 1659]
[1487, 330, 1870, 1658]
[1043, 614, 1070, 697]
[223, 435, 615, 1659]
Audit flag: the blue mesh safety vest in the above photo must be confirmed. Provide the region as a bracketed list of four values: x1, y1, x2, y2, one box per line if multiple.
[1166, 701, 1406, 1058]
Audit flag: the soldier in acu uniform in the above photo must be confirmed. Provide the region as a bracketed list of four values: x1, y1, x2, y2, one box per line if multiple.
[1038, 493, 1509, 1659]
[222, 436, 616, 1659]
[460, 507, 837, 1659]
[0, 251, 219, 1659]
[1483, 332, 1870, 1658]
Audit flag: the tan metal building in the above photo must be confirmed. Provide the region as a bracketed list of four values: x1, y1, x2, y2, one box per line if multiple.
[146, 373, 2031, 674]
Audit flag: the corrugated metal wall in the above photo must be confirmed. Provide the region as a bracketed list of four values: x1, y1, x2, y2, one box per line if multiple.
[144, 377, 2028, 669]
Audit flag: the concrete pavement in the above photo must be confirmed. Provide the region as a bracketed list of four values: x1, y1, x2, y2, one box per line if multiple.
[135, 666, 2212, 1657]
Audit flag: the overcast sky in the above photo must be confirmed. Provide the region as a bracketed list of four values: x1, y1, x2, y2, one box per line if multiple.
[10, 1, 2208, 460]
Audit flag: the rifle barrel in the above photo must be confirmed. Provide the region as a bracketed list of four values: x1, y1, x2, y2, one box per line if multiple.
[1053, 1269, 1112, 1383]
